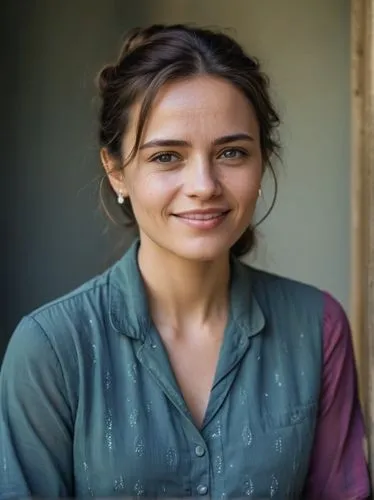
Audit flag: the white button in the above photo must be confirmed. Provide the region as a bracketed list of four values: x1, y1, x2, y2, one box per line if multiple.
[197, 484, 208, 496]
[195, 445, 205, 457]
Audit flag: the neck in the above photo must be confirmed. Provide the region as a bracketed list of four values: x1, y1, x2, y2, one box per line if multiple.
[137, 238, 230, 332]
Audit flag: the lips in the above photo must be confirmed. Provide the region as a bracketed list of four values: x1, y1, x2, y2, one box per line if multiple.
[173, 209, 230, 218]
[171, 209, 230, 229]
[175, 211, 228, 221]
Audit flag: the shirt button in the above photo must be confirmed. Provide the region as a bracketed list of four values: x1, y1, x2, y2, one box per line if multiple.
[195, 445, 206, 457]
[197, 484, 208, 496]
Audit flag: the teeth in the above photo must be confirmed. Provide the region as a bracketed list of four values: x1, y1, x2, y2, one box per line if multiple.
[183, 213, 224, 220]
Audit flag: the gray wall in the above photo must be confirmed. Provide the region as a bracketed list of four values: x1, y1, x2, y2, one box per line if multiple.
[2, 0, 350, 359]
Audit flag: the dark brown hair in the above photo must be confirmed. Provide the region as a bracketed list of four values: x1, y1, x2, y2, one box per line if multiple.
[97, 24, 281, 257]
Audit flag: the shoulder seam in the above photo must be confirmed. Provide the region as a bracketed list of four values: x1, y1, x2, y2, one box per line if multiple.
[30, 280, 109, 317]
[27, 316, 74, 418]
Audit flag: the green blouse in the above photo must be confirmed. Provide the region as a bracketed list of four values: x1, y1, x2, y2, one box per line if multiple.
[1, 240, 327, 498]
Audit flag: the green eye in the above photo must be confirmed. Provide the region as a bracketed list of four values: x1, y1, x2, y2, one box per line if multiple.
[153, 152, 179, 163]
[220, 148, 246, 159]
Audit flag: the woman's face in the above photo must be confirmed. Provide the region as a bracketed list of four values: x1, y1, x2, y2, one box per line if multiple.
[106, 75, 263, 262]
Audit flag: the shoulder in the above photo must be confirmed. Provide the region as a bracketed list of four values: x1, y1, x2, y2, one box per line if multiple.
[322, 291, 349, 329]
[322, 292, 352, 359]
[246, 264, 326, 316]
[1, 265, 119, 412]
[3, 264, 116, 375]
[3, 241, 144, 377]
[31, 265, 112, 320]
[249, 264, 321, 294]
[250, 265, 348, 321]
[246, 263, 351, 346]
[24, 266, 113, 345]
[2, 314, 63, 372]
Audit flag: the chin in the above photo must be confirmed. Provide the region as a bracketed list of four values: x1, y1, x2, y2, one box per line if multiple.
[170, 238, 233, 262]
[142, 231, 238, 263]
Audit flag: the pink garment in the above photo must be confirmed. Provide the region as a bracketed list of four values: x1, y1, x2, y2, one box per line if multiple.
[304, 292, 370, 499]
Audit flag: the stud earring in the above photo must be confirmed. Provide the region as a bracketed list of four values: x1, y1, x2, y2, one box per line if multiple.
[117, 191, 125, 205]
[258, 188, 263, 198]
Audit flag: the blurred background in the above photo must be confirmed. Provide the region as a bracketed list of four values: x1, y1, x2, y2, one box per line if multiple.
[1, 0, 350, 360]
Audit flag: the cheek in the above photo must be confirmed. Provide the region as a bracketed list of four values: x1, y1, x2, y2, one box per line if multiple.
[221, 167, 261, 207]
[126, 171, 179, 214]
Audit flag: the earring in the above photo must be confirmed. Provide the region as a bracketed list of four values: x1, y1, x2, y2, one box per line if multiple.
[258, 188, 263, 198]
[117, 191, 125, 205]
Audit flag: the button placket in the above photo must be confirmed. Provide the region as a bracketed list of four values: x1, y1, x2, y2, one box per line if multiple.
[190, 438, 210, 499]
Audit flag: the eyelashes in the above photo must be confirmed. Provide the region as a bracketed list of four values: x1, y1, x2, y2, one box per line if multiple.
[219, 148, 249, 160]
[150, 152, 181, 164]
[149, 147, 250, 166]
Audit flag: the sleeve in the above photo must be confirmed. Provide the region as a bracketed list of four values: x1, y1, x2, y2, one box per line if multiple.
[303, 292, 370, 499]
[0, 315, 74, 499]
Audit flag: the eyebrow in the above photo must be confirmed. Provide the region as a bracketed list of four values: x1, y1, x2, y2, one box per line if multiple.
[139, 133, 254, 150]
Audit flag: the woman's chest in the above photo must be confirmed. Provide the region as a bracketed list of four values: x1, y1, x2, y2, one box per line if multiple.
[72, 336, 318, 498]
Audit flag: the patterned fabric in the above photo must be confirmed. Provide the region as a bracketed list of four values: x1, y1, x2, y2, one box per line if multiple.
[0, 241, 369, 498]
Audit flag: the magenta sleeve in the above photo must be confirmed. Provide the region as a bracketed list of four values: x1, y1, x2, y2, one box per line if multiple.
[303, 292, 370, 499]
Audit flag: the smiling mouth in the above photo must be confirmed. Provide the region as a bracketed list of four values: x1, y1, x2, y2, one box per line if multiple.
[172, 210, 230, 229]
[174, 211, 229, 221]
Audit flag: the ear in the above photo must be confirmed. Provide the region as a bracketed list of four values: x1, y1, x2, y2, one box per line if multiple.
[100, 148, 129, 197]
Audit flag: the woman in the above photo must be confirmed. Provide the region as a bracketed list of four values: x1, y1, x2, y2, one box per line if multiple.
[0, 24, 370, 499]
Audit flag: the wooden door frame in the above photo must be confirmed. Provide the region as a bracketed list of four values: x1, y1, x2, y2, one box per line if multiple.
[351, 0, 374, 481]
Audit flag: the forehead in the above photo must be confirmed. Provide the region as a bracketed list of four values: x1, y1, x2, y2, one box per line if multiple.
[127, 75, 259, 143]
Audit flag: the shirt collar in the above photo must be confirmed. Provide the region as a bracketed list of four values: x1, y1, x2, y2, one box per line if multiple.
[109, 239, 151, 340]
[109, 239, 265, 340]
[228, 255, 265, 337]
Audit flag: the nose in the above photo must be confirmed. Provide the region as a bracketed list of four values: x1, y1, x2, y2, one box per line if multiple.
[184, 157, 222, 199]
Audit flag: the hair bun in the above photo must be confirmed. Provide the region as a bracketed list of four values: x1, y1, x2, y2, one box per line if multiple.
[118, 25, 167, 60]
[96, 64, 118, 94]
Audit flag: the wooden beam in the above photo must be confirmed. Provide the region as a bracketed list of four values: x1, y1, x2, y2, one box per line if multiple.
[351, 0, 374, 478]
[351, 0, 368, 407]
[364, 0, 374, 475]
